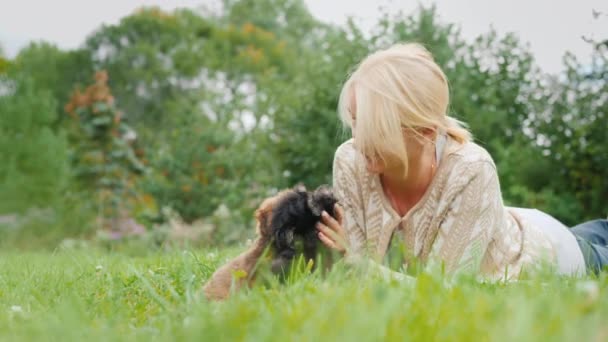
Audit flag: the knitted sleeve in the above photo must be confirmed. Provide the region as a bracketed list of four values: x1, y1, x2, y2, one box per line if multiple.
[332, 141, 367, 257]
[427, 160, 503, 276]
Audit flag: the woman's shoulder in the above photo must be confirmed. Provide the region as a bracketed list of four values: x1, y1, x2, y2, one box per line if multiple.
[445, 138, 496, 170]
[333, 139, 364, 177]
[439, 139, 498, 186]
[334, 138, 357, 161]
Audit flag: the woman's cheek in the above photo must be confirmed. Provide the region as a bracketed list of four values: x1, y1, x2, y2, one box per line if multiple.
[365, 156, 384, 174]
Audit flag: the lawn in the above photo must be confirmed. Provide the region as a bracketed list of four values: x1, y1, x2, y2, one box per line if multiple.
[0, 247, 606, 342]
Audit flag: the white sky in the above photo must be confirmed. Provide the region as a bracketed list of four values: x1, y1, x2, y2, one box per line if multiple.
[1, 0, 606, 74]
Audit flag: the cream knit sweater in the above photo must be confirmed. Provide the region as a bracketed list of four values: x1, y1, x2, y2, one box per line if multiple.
[333, 137, 557, 281]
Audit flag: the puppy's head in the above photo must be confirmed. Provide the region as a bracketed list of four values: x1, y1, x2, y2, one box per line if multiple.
[254, 185, 337, 276]
[254, 189, 294, 239]
[307, 185, 338, 218]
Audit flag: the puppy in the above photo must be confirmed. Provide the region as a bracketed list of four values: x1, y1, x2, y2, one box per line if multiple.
[202, 185, 338, 301]
[201, 188, 290, 301]
[269, 185, 338, 274]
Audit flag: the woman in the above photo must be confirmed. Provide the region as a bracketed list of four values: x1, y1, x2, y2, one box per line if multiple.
[316, 43, 608, 280]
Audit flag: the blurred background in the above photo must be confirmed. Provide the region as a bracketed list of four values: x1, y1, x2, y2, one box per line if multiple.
[0, 0, 606, 249]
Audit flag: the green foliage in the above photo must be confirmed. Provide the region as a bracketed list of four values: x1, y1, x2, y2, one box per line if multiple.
[85, 7, 213, 128]
[0, 58, 8, 74]
[269, 62, 354, 185]
[0, 249, 607, 341]
[65, 71, 145, 226]
[14, 42, 94, 124]
[0, 45, 7, 74]
[222, 0, 320, 44]
[141, 116, 252, 223]
[524, 48, 608, 224]
[0, 74, 69, 213]
[230, 2, 370, 187]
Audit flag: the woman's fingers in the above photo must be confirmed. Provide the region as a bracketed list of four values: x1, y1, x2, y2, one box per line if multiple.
[316, 222, 337, 241]
[315, 207, 350, 255]
[318, 231, 343, 252]
[321, 211, 343, 235]
[316, 219, 348, 255]
[335, 204, 344, 226]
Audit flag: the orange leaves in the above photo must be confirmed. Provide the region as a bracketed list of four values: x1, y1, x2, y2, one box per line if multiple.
[189, 158, 225, 186]
[242, 22, 256, 34]
[205, 145, 217, 153]
[214, 22, 286, 70]
[241, 45, 264, 64]
[89, 71, 113, 104]
[95, 70, 108, 83]
[274, 40, 287, 54]
[196, 170, 208, 185]
[190, 160, 208, 185]
[133, 6, 175, 22]
[236, 23, 279, 66]
[64, 89, 87, 116]
[114, 111, 123, 124]
[241, 22, 275, 40]
[141, 193, 154, 205]
[65, 70, 115, 116]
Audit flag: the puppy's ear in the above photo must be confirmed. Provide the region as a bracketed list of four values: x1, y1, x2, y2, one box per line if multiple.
[306, 192, 323, 217]
[310, 185, 338, 217]
[313, 185, 333, 197]
[254, 198, 274, 238]
[293, 183, 307, 192]
[254, 189, 293, 237]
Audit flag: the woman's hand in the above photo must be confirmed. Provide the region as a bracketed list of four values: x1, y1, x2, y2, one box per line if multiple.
[316, 204, 349, 255]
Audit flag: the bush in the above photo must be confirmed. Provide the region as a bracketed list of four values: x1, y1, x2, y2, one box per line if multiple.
[0, 74, 69, 213]
[64, 70, 146, 229]
[140, 114, 259, 225]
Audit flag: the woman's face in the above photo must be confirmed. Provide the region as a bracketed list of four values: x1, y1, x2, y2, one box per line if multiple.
[349, 93, 432, 175]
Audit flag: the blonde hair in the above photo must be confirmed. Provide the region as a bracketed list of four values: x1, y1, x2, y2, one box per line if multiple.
[338, 43, 471, 174]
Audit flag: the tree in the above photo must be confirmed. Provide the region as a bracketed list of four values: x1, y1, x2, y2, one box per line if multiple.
[269, 20, 370, 186]
[221, 0, 320, 46]
[523, 22, 607, 223]
[0, 45, 8, 74]
[14, 42, 93, 125]
[65, 71, 145, 229]
[85, 7, 213, 129]
[0, 73, 69, 213]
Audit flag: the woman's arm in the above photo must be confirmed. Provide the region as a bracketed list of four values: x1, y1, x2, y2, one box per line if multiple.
[318, 143, 416, 283]
[426, 160, 502, 276]
[318, 204, 416, 284]
[326, 142, 367, 257]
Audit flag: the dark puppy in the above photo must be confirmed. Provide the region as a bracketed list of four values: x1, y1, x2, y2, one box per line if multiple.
[269, 185, 338, 273]
[202, 185, 337, 301]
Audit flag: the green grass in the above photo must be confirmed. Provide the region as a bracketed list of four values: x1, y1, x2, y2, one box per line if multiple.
[1, 247, 607, 342]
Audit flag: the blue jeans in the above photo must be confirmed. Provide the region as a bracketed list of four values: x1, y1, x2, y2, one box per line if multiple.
[572, 219, 608, 274]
